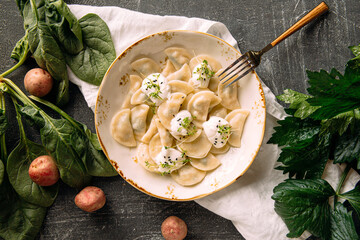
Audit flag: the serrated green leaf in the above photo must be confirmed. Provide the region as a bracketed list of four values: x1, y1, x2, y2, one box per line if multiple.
[330, 202, 359, 240]
[333, 120, 360, 168]
[277, 89, 319, 119]
[306, 67, 360, 120]
[349, 44, 360, 57]
[268, 115, 321, 147]
[272, 179, 335, 239]
[338, 185, 360, 217]
[320, 109, 359, 136]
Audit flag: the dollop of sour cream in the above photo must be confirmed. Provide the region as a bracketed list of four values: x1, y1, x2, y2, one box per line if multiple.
[154, 147, 187, 174]
[141, 73, 170, 106]
[170, 110, 194, 136]
[189, 60, 214, 88]
[203, 116, 231, 148]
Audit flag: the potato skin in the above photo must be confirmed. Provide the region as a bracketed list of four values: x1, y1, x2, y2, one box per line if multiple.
[29, 155, 59, 186]
[161, 216, 187, 240]
[75, 186, 106, 212]
[24, 68, 53, 97]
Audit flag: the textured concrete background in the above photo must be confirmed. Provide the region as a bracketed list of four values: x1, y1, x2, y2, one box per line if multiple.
[0, 0, 359, 239]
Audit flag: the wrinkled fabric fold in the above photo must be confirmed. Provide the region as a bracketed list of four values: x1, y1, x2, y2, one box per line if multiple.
[67, 5, 360, 240]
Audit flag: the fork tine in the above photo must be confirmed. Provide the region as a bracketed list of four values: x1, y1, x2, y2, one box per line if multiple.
[218, 54, 247, 77]
[225, 67, 254, 87]
[221, 61, 252, 85]
[219, 59, 248, 82]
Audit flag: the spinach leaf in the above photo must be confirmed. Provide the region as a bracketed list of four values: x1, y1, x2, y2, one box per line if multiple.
[20, 105, 92, 188]
[272, 179, 335, 239]
[338, 186, 360, 217]
[0, 176, 46, 240]
[0, 160, 3, 186]
[7, 104, 58, 207]
[16, 0, 69, 106]
[330, 203, 359, 240]
[306, 66, 360, 120]
[45, 0, 84, 54]
[30, 95, 117, 177]
[0, 109, 7, 137]
[349, 44, 360, 57]
[65, 13, 116, 86]
[11, 34, 30, 62]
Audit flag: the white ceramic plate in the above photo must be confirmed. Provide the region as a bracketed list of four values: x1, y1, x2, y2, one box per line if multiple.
[95, 30, 266, 201]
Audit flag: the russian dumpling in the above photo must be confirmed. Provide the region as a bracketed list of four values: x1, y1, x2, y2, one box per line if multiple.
[157, 92, 186, 130]
[111, 109, 136, 147]
[164, 47, 192, 70]
[166, 63, 191, 82]
[187, 91, 221, 121]
[137, 143, 159, 173]
[171, 164, 206, 186]
[225, 109, 249, 147]
[131, 57, 161, 77]
[131, 104, 149, 140]
[190, 153, 220, 171]
[177, 131, 212, 158]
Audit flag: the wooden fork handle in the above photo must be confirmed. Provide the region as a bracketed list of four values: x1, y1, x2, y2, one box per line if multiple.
[270, 2, 329, 47]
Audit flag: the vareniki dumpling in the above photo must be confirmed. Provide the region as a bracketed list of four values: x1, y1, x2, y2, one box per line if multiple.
[111, 109, 136, 147]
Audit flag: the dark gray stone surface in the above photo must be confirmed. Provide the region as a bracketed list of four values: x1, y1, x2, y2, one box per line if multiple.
[0, 0, 359, 239]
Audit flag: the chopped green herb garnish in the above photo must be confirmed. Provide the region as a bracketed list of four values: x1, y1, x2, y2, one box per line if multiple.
[145, 75, 162, 100]
[196, 60, 215, 81]
[182, 158, 191, 164]
[217, 125, 231, 140]
[177, 117, 197, 136]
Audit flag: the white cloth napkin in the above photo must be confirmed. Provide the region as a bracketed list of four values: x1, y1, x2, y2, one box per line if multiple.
[68, 5, 360, 240]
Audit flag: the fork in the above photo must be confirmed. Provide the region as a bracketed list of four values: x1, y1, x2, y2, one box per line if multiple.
[219, 1, 329, 87]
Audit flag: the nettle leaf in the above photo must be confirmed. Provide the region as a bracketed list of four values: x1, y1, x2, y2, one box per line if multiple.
[333, 120, 360, 168]
[277, 89, 319, 119]
[269, 114, 330, 179]
[338, 185, 360, 217]
[65, 13, 116, 86]
[268, 114, 321, 147]
[330, 203, 359, 240]
[349, 44, 360, 57]
[276, 135, 330, 179]
[306, 67, 360, 120]
[20, 105, 91, 189]
[320, 109, 360, 136]
[45, 0, 84, 54]
[272, 179, 335, 239]
[0, 177, 46, 240]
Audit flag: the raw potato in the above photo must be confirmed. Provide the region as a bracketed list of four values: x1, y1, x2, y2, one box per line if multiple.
[28, 155, 59, 186]
[161, 216, 187, 240]
[24, 68, 53, 97]
[75, 186, 106, 212]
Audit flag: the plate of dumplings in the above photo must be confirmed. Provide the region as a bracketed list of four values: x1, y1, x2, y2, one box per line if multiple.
[95, 30, 266, 201]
